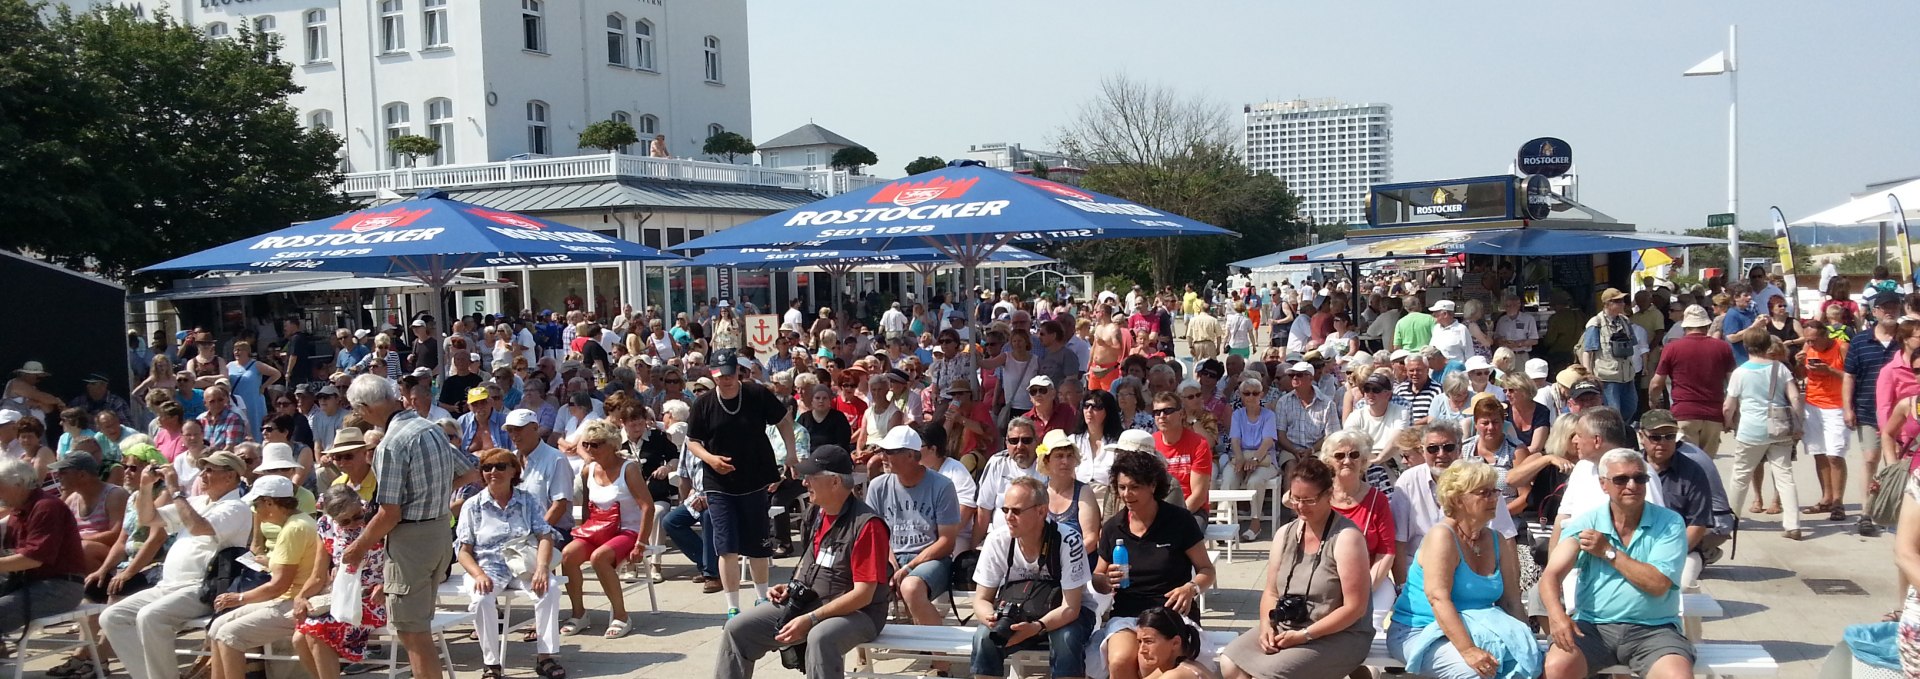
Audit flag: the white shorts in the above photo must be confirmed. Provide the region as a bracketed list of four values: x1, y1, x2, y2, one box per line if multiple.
[1804, 405, 1850, 458]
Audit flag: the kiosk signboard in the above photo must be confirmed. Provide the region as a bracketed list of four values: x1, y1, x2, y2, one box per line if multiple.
[1517, 137, 1573, 177]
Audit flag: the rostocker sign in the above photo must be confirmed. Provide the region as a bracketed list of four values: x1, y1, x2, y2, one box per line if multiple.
[1516, 137, 1572, 177]
[780, 175, 1163, 239]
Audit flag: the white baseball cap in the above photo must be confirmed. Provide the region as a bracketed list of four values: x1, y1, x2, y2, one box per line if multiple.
[1389, 349, 1412, 362]
[1429, 300, 1456, 313]
[0, 410, 21, 427]
[1028, 375, 1054, 390]
[1524, 358, 1550, 380]
[242, 475, 296, 503]
[874, 425, 924, 452]
[410, 319, 428, 328]
[1286, 361, 1315, 374]
[504, 408, 539, 428]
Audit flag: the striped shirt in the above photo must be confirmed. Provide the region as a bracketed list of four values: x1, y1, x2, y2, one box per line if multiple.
[373, 410, 472, 521]
[1274, 388, 1339, 451]
[1847, 333, 1898, 427]
[1395, 381, 1443, 426]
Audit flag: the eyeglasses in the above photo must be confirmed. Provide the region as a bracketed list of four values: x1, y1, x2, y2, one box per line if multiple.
[1424, 443, 1459, 454]
[1645, 432, 1678, 442]
[1082, 401, 1105, 410]
[1329, 451, 1362, 461]
[1467, 487, 1500, 498]
[1240, 391, 1262, 398]
[1151, 407, 1180, 416]
[1181, 393, 1201, 401]
[1607, 473, 1651, 486]
[1005, 504, 1043, 515]
[331, 453, 357, 462]
[479, 463, 514, 473]
[1005, 436, 1035, 445]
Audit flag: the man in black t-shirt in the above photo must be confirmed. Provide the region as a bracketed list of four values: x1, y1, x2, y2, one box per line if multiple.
[437, 350, 482, 415]
[687, 348, 799, 617]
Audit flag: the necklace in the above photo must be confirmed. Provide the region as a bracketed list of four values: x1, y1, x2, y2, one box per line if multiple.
[718, 388, 743, 416]
[1459, 524, 1487, 557]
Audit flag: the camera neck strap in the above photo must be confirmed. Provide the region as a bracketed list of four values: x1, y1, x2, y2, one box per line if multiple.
[1279, 511, 1338, 604]
[800, 503, 863, 585]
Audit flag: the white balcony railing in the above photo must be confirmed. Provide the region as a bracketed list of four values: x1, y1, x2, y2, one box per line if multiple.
[338, 152, 888, 197]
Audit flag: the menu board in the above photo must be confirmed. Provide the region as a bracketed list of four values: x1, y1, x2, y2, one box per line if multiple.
[1550, 255, 1597, 308]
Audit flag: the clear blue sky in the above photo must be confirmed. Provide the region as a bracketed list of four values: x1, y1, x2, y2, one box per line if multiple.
[747, 1, 1920, 236]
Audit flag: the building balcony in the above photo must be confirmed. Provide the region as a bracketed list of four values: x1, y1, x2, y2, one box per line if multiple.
[338, 151, 888, 198]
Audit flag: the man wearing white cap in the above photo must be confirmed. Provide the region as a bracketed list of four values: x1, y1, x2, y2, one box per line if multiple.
[865, 426, 960, 629]
[1528, 359, 1565, 416]
[1428, 300, 1472, 365]
[1650, 305, 1735, 456]
[1275, 362, 1338, 461]
[504, 409, 574, 533]
[0, 409, 22, 459]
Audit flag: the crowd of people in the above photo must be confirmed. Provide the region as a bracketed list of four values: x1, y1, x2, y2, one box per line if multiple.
[0, 259, 1909, 679]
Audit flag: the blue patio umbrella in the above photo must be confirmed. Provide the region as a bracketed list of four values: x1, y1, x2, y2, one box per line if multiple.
[668, 245, 1052, 272]
[669, 163, 1235, 293]
[141, 188, 681, 330]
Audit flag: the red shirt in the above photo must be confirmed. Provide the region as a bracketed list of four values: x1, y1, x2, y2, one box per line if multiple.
[1653, 334, 1737, 423]
[1309, 312, 1334, 343]
[7, 488, 87, 579]
[812, 511, 892, 584]
[1331, 487, 1397, 559]
[1024, 404, 1069, 438]
[954, 400, 996, 457]
[1155, 428, 1213, 489]
[834, 396, 867, 433]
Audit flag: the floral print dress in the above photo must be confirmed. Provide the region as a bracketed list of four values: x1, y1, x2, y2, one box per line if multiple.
[295, 514, 388, 661]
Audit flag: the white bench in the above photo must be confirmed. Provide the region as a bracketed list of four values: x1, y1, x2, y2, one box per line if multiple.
[0, 603, 108, 679]
[177, 610, 474, 679]
[851, 624, 1236, 679]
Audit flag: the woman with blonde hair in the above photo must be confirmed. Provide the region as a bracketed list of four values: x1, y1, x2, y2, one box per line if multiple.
[1321, 429, 1397, 612]
[455, 449, 566, 679]
[1386, 462, 1540, 679]
[559, 419, 652, 638]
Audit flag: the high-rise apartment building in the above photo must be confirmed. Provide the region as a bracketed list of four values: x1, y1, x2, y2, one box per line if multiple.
[1242, 99, 1392, 224]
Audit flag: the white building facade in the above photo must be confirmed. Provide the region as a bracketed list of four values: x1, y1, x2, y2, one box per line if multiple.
[64, 0, 752, 172]
[1242, 99, 1392, 225]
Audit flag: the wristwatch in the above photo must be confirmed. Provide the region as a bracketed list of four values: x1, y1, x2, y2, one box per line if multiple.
[1603, 548, 1619, 563]
[173, 491, 189, 502]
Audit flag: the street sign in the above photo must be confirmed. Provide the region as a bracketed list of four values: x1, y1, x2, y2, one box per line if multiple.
[744, 314, 778, 357]
[1707, 213, 1736, 227]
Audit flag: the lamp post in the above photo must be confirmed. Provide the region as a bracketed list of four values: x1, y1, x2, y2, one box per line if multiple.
[1685, 25, 1739, 274]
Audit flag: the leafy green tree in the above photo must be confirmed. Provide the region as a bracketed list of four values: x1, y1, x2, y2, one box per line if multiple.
[387, 135, 440, 167]
[904, 156, 945, 175]
[702, 131, 755, 163]
[829, 146, 878, 174]
[0, 2, 350, 283]
[1029, 160, 1051, 180]
[577, 119, 639, 153]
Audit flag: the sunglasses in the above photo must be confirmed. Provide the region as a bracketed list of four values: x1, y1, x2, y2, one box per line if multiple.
[1028, 387, 1051, 395]
[1645, 432, 1678, 442]
[1467, 487, 1500, 498]
[1608, 473, 1651, 486]
[479, 463, 515, 473]
[1329, 451, 1362, 461]
[580, 440, 608, 449]
[1362, 385, 1388, 394]
[1152, 406, 1180, 416]
[331, 453, 357, 462]
[1424, 443, 1459, 454]
[1082, 401, 1105, 410]
[1005, 436, 1035, 445]
[1182, 393, 1201, 400]
[1241, 391, 1263, 397]
[1198, 371, 1222, 379]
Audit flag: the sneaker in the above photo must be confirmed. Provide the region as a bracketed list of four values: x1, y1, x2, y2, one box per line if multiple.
[1702, 545, 1725, 565]
[727, 607, 741, 619]
[754, 597, 769, 608]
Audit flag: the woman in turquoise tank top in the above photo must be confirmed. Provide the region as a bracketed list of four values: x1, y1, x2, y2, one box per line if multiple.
[1387, 462, 1542, 679]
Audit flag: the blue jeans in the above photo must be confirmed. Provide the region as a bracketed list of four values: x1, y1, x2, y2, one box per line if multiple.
[969, 607, 1097, 678]
[1603, 380, 1638, 421]
[662, 503, 716, 578]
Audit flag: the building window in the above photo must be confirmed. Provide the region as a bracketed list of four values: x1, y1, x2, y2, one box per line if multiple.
[520, 0, 544, 52]
[308, 110, 332, 131]
[707, 123, 725, 142]
[252, 15, 275, 36]
[206, 22, 228, 39]
[422, 0, 448, 48]
[303, 9, 328, 62]
[805, 149, 816, 167]
[633, 20, 655, 71]
[604, 14, 625, 65]
[378, 0, 404, 53]
[610, 111, 632, 153]
[702, 35, 721, 82]
[383, 102, 410, 168]
[766, 151, 779, 166]
[426, 98, 454, 165]
[637, 114, 657, 136]
[526, 101, 549, 155]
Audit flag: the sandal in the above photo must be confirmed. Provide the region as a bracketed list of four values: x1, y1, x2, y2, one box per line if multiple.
[559, 616, 589, 635]
[536, 657, 567, 679]
[1831, 506, 1848, 522]
[481, 664, 504, 679]
[47, 657, 94, 678]
[520, 629, 540, 643]
[603, 618, 630, 639]
[1764, 505, 1783, 515]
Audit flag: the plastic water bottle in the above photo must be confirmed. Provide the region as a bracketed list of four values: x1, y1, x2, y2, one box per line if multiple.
[1113, 542, 1131, 589]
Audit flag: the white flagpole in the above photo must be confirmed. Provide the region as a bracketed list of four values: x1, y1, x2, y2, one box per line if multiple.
[1727, 25, 1740, 275]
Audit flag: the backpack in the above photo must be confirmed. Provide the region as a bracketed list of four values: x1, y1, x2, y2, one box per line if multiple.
[198, 546, 270, 606]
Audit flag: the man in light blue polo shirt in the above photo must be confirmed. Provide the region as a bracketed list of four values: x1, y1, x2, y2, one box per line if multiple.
[1540, 448, 1693, 679]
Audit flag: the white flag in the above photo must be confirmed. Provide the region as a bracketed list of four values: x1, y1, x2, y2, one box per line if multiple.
[1683, 51, 1729, 76]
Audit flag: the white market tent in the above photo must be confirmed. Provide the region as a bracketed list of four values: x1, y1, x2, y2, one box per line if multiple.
[1791, 176, 1920, 226]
